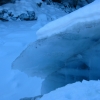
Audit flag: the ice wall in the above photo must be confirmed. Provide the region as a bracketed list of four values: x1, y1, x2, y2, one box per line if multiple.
[12, 19, 100, 77]
[12, 22, 100, 94]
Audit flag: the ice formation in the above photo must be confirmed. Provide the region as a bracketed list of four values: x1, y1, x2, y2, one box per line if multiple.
[12, 0, 100, 94]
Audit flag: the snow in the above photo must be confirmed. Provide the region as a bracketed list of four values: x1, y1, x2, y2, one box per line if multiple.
[0, 21, 43, 100]
[40, 80, 100, 100]
[36, 0, 100, 39]
[12, 0, 100, 96]
[0, 0, 66, 21]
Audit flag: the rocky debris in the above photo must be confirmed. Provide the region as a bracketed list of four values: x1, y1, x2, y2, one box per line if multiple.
[45, 0, 94, 9]
[0, 9, 37, 21]
[41, 0, 94, 14]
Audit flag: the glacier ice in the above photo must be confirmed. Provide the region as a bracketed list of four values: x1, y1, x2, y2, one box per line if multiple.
[12, 0, 100, 94]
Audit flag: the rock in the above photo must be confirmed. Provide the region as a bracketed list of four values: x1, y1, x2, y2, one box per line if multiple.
[27, 11, 36, 20]
[0, 0, 15, 5]
[0, 9, 36, 21]
[19, 13, 29, 21]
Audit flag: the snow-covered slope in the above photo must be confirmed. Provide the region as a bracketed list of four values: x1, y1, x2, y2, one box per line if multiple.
[12, 0, 100, 96]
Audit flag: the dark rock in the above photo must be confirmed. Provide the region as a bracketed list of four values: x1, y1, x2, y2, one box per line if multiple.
[37, 2, 42, 7]
[2, 9, 8, 13]
[0, 17, 8, 21]
[52, 0, 61, 3]
[0, 0, 15, 5]
[0, 9, 37, 21]
[8, 12, 13, 17]
[19, 13, 29, 20]
[27, 11, 36, 20]
[0, 12, 3, 18]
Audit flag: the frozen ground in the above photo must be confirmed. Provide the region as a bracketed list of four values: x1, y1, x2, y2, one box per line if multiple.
[0, 21, 43, 100]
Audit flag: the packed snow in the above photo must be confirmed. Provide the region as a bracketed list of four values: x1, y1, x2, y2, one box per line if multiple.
[12, 0, 100, 97]
[40, 80, 100, 100]
[0, 21, 43, 100]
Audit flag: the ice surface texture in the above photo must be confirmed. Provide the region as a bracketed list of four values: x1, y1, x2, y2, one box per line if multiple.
[12, 0, 100, 94]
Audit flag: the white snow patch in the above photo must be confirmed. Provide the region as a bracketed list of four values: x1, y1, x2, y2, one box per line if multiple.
[40, 80, 100, 100]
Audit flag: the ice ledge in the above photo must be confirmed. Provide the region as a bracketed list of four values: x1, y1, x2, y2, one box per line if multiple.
[36, 0, 100, 39]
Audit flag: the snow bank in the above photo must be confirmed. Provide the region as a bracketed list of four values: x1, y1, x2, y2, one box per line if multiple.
[40, 80, 100, 100]
[0, 21, 43, 100]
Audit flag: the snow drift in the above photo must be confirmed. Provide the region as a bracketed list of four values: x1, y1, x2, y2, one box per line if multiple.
[12, 0, 100, 94]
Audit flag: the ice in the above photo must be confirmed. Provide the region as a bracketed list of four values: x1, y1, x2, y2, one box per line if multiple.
[12, 0, 100, 77]
[12, 21, 100, 94]
[12, 0, 100, 95]
[12, 24, 100, 77]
